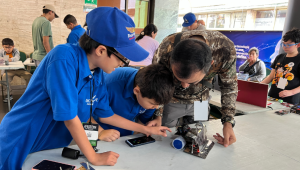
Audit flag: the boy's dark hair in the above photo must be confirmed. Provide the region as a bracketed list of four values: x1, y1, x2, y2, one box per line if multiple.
[43, 9, 51, 14]
[79, 32, 114, 56]
[283, 28, 300, 43]
[134, 64, 175, 105]
[170, 39, 212, 79]
[136, 24, 158, 41]
[63, 14, 77, 25]
[2, 38, 14, 46]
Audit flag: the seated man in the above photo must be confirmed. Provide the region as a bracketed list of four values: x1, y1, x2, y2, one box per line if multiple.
[0, 38, 32, 103]
[63, 14, 86, 44]
[91, 63, 175, 141]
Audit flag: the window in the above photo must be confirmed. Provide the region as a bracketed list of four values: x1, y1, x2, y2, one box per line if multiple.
[274, 10, 287, 30]
[208, 14, 217, 28]
[255, 10, 275, 30]
[197, 14, 207, 25]
[216, 13, 231, 28]
[231, 12, 246, 29]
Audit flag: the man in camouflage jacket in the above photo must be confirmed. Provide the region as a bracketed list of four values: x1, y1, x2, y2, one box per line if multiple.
[149, 30, 238, 147]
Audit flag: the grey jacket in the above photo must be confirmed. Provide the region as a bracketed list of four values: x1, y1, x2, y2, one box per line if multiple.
[239, 59, 266, 82]
[0, 48, 20, 62]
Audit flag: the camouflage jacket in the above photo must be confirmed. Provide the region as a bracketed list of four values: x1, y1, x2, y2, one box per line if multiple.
[153, 30, 238, 119]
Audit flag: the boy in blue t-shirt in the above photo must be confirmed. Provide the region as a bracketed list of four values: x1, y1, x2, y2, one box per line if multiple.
[91, 64, 175, 142]
[261, 28, 300, 104]
[63, 14, 86, 44]
[0, 7, 171, 170]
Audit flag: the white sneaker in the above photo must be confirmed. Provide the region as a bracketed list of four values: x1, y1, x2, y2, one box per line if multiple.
[3, 95, 13, 103]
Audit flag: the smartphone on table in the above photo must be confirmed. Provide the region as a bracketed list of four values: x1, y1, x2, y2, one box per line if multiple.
[125, 135, 155, 147]
[32, 159, 76, 170]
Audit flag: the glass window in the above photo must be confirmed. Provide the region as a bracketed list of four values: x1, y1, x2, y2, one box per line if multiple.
[208, 14, 217, 28]
[126, 0, 149, 29]
[274, 10, 287, 30]
[255, 10, 275, 30]
[216, 13, 231, 28]
[197, 14, 207, 24]
[134, 0, 149, 28]
[231, 12, 246, 29]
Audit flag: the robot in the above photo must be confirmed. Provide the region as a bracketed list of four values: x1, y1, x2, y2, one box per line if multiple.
[175, 122, 214, 159]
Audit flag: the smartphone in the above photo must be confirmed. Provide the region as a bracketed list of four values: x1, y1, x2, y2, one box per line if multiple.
[125, 135, 155, 147]
[32, 160, 76, 170]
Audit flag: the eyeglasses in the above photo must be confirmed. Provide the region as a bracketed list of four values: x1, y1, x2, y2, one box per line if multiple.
[107, 48, 129, 67]
[3, 46, 13, 49]
[281, 42, 299, 48]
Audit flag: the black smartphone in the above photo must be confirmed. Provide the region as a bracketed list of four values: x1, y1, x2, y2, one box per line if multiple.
[32, 160, 76, 170]
[125, 135, 155, 147]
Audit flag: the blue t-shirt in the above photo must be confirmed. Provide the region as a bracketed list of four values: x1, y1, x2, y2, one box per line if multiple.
[67, 25, 86, 44]
[0, 44, 114, 170]
[93, 67, 155, 136]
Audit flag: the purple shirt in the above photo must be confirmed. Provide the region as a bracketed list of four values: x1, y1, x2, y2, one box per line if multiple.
[130, 36, 159, 66]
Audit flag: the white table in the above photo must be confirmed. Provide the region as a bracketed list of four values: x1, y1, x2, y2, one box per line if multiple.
[22, 111, 300, 170]
[210, 90, 288, 114]
[0, 61, 25, 111]
[23, 58, 35, 71]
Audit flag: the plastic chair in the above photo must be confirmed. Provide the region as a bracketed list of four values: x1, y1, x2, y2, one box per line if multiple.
[29, 52, 36, 74]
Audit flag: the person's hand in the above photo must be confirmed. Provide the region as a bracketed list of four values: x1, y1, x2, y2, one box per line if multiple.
[98, 129, 120, 142]
[146, 117, 162, 127]
[247, 78, 251, 81]
[90, 151, 119, 166]
[213, 122, 236, 147]
[145, 126, 171, 137]
[279, 90, 294, 98]
[8, 58, 12, 62]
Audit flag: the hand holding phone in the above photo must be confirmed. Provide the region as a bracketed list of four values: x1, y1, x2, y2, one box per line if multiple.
[126, 135, 155, 147]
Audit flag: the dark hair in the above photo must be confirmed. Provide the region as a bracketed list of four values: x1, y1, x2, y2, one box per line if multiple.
[2, 38, 14, 46]
[136, 24, 158, 41]
[63, 14, 77, 25]
[283, 28, 300, 43]
[170, 39, 212, 79]
[43, 9, 51, 14]
[79, 32, 114, 56]
[135, 63, 175, 105]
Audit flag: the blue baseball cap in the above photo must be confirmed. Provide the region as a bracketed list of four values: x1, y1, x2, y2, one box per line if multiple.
[86, 7, 149, 62]
[182, 12, 196, 27]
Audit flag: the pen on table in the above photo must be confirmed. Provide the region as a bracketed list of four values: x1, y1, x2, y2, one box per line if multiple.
[86, 162, 90, 170]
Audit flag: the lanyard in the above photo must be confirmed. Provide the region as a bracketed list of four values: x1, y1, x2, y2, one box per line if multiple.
[89, 78, 94, 124]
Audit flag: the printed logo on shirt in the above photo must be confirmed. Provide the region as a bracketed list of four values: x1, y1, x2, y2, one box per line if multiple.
[273, 62, 295, 87]
[86, 95, 98, 105]
[139, 109, 146, 114]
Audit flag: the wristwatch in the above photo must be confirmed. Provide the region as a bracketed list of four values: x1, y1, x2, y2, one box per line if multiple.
[221, 116, 236, 128]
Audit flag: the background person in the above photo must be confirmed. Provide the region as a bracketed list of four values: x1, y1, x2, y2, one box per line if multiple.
[239, 47, 266, 82]
[63, 14, 86, 44]
[32, 4, 58, 67]
[130, 24, 159, 66]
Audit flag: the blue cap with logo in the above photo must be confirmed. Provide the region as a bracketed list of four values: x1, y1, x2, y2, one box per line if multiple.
[182, 12, 196, 27]
[86, 7, 149, 62]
